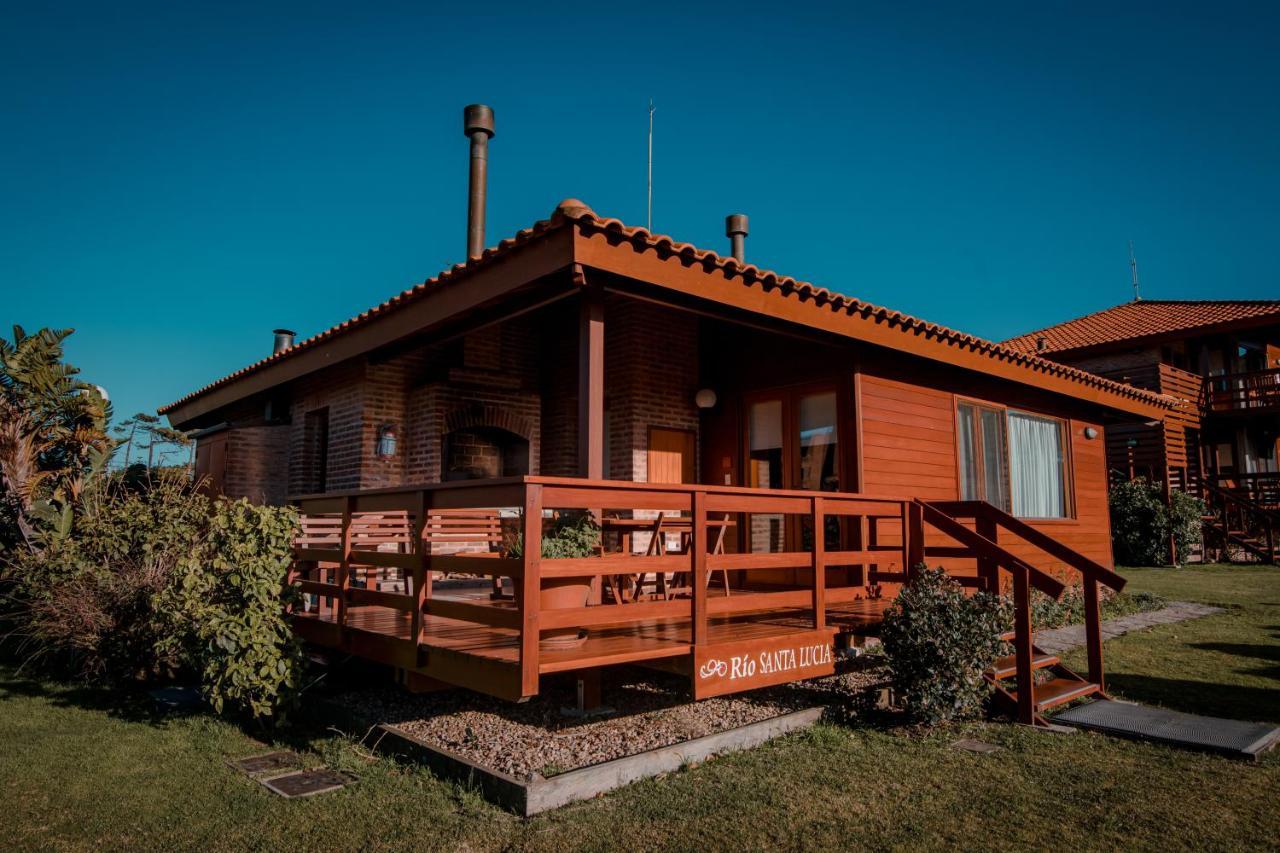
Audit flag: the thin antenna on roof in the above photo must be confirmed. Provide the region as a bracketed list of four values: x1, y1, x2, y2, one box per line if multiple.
[1129, 240, 1141, 301]
[646, 99, 655, 232]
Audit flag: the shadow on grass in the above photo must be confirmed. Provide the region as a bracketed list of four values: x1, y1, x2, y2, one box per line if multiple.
[1105, 672, 1280, 724]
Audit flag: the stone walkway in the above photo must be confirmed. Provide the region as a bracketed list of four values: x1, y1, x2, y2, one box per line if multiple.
[1034, 601, 1225, 655]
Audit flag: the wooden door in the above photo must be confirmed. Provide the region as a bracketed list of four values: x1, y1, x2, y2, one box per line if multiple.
[194, 432, 228, 495]
[648, 427, 696, 484]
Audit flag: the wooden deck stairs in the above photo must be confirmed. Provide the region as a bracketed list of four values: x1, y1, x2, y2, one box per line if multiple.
[920, 500, 1119, 726]
[1200, 481, 1278, 565]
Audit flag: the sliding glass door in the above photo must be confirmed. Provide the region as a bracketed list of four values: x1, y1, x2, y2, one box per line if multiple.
[745, 385, 841, 553]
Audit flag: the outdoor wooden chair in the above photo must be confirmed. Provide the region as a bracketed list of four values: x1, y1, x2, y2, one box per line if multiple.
[421, 508, 507, 599]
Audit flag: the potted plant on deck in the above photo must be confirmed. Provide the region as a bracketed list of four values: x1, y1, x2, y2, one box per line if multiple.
[505, 511, 600, 648]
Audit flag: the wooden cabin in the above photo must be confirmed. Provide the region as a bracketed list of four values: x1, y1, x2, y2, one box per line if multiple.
[161, 109, 1177, 724]
[1006, 300, 1280, 563]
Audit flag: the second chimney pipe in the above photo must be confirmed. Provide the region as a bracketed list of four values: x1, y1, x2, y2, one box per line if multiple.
[272, 329, 296, 355]
[463, 104, 495, 259]
[725, 213, 749, 262]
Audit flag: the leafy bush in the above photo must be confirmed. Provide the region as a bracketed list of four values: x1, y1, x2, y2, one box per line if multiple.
[158, 499, 302, 721]
[4, 470, 208, 680]
[1167, 488, 1206, 566]
[1027, 585, 1167, 631]
[505, 511, 601, 559]
[879, 566, 1004, 726]
[1109, 476, 1205, 566]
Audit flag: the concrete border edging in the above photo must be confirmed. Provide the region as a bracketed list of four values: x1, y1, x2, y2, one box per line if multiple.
[365, 706, 825, 816]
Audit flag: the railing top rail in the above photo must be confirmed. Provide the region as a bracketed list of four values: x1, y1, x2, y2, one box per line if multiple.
[291, 476, 914, 507]
[917, 501, 1066, 599]
[1206, 366, 1280, 382]
[1203, 479, 1280, 520]
[927, 499, 1127, 592]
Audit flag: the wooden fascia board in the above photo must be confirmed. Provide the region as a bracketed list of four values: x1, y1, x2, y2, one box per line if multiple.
[572, 227, 1171, 423]
[165, 228, 576, 427]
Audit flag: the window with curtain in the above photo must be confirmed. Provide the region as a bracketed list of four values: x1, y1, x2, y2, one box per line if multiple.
[1007, 411, 1069, 518]
[957, 403, 1070, 519]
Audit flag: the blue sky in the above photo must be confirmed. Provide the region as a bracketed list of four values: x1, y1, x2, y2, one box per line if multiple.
[3, 1, 1277, 427]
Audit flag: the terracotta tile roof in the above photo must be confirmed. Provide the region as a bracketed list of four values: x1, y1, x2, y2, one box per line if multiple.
[162, 200, 1175, 416]
[1004, 300, 1280, 357]
[158, 214, 569, 413]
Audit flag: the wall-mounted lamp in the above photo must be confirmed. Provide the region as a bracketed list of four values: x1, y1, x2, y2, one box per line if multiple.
[1125, 438, 1139, 449]
[376, 424, 398, 458]
[1083, 427, 1098, 440]
[694, 388, 718, 409]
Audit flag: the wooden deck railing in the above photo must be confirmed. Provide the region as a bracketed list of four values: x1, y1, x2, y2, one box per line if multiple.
[288, 477, 1116, 714]
[1201, 367, 1280, 414]
[289, 477, 919, 700]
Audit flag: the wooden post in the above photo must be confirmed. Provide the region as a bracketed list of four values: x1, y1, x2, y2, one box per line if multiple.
[812, 496, 826, 630]
[692, 490, 709, 645]
[336, 496, 353, 629]
[578, 287, 605, 606]
[1083, 575, 1104, 690]
[905, 501, 924, 573]
[519, 484, 543, 697]
[577, 288, 605, 479]
[410, 489, 428, 651]
[975, 509, 999, 593]
[1012, 565, 1035, 725]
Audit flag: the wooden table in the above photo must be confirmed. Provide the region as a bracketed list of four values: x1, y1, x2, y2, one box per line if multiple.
[598, 514, 735, 602]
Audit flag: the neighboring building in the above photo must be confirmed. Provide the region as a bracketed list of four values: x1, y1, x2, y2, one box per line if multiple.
[159, 107, 1175, 719]
[1006, 299, 1280, 561]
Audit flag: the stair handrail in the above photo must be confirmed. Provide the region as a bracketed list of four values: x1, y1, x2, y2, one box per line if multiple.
[1202, 478, 1280, 521]
[915, 501, 1066, 598]
[930, 500, 1127, 592]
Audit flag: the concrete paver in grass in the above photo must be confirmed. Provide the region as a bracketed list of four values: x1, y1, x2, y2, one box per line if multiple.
[1034, 602, 1223, 656]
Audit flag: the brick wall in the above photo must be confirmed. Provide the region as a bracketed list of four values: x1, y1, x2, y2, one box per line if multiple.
[605, 297, 700, 482]
[223, 425, 290, 504]
[288, 360, 364, 494]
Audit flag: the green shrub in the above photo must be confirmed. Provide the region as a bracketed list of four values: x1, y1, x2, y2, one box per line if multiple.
[159, 499, 302, 721]
[879, 566, 1004, 726]
[1108, 476, 1205, 566]
[3, 470, 208, 680]
[1026, 585, 1167, 631]
[1167, 488, 1206, 566]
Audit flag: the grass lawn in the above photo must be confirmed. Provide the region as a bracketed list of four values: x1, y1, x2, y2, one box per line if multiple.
[1, 563, 1277, 852]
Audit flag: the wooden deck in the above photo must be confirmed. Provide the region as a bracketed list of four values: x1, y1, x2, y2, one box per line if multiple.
[289, 476, 1124, 721]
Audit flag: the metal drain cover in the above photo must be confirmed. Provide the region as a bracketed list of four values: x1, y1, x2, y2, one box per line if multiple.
[260, 769, 354, 798]
[228, 751, 302, 777]
[1054, 700, 1280, 760]
[951, 739, 1001, 754]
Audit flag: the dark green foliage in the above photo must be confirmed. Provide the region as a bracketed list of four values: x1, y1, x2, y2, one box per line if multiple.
[1167, 488, 1206, 566]
[0, 326, 113, 550]
[505, 511, 601, 559]
[879, 566, 1005, 726]
[1027, 585, 1167, 630]
[4, 470, 209, 680]
[1109, 476, 1205, 566]
[158, 500, 302, 721]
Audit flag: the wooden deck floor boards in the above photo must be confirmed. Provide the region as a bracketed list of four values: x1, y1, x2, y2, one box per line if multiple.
[293, 588, 893, 674]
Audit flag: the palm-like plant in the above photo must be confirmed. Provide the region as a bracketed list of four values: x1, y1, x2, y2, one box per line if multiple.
[0, 326, 114, 549]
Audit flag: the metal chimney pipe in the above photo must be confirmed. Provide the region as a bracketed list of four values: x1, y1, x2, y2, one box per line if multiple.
[725, 213, 749, 262]
[272, 329, 296, 355]
[463, 104, 495, 259]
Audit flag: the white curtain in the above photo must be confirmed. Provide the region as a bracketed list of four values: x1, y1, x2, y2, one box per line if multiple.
[1008, 412, 1066, 518]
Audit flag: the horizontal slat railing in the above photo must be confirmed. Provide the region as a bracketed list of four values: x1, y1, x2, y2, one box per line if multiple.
[291, 477, 920, 698]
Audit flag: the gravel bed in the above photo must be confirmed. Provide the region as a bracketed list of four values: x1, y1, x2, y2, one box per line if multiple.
[335, 662, 887, 779]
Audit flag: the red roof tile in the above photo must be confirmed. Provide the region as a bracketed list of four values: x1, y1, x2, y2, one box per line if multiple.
[1004, 300, 1280, 357]
[162, 200, 1175, 417]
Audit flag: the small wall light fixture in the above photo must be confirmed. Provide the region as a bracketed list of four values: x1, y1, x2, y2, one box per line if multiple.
[376, 424, 398, 457]
[1083, 427, 1098, 440]
[694, 388, 718, 409]
[1125, 438, 1139, 448]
